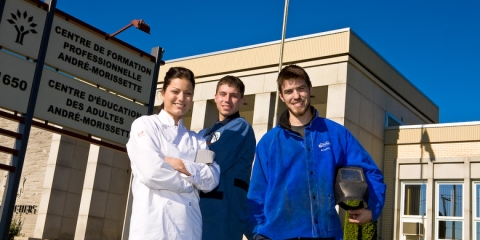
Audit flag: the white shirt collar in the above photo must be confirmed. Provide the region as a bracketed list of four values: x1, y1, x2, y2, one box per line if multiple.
[158, 109, 185, 128]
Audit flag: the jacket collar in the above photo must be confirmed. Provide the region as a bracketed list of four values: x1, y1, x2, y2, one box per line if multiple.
[217, 111, 241, 126]
[203, 112, 241, 138]
[158, 109, 184, 128]
[278, 106, 317, 134]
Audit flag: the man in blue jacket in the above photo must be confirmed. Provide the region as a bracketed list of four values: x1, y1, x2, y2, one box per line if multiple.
[247, 65, 386, 239]
[199, 75, 256, 240]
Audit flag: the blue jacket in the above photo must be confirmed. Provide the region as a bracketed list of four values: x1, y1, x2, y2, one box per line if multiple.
[247, 108, 386, 239]
[199, 112, 256, 240]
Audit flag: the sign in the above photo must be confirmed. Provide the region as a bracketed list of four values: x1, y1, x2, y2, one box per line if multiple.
[35, 69, 148, 144]
[0, 0, 47, 59]
[0, 50, 35, 113]
[44, 16, 155, 103]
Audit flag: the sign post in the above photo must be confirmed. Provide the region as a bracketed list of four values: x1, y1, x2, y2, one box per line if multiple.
[148, 47, 164, 115]
[0, 0, 57, 238]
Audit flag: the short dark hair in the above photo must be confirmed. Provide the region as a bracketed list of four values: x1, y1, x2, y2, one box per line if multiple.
[277, 65, 311, 92]
[160, 67, 195, 109]
[216, 75, 245, 98]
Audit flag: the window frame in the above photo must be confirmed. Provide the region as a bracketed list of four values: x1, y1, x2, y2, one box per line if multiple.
[435, 181, 464, 240]
[385, 112, 404, 127]
[400, 181, 427, 240]
[473, 182, 480, 240]
[401, 182, 427, 218]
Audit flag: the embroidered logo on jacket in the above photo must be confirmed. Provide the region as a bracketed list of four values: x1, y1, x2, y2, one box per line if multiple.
[210, 132, 221, 144]
[318, 141, 331, 151]
[137, 130, 145, 137]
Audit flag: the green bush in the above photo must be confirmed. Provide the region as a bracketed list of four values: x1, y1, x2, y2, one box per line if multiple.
[9, 216, 23, 240]
[343, 200, 377, 240]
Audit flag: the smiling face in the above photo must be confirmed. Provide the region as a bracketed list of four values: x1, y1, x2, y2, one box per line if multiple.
[279, 77, 313, 125]
[161, 78, 194, 124]
[214, 84, 244, 121]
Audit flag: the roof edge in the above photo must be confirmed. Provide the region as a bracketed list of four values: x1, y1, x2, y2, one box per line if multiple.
[165, 28, 351, 63]
[387, 121, 480, 130]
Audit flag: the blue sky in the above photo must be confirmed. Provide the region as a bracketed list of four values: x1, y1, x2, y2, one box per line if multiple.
[56, 0, 480, 123]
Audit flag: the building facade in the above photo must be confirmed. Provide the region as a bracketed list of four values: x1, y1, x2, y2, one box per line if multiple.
[155, 28, 438, 238]
[384, 122, 480, 240]
[0, 28, 448, 239]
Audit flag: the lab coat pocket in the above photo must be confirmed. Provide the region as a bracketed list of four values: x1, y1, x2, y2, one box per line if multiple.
[164, 197, 201, 236]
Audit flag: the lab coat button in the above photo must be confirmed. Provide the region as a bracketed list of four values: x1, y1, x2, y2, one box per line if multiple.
[189, 202, 192, 206]
[167, 201, 172, 205]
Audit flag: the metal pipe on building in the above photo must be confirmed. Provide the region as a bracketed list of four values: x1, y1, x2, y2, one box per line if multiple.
[272, 0, 289, 126]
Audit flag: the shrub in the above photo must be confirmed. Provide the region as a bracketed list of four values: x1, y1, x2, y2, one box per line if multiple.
[9, 216, 23, 240]
[343, 200, 377, 240]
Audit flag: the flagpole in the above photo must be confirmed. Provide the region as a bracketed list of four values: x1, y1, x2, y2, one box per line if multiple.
[272, 0, 289, 126]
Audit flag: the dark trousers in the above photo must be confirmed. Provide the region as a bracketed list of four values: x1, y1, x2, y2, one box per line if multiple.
[254, 234, 334, 240]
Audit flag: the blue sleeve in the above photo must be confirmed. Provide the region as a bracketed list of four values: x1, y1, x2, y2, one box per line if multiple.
[343, 129, 386, 221]
[246, 137, 269, 235]
[207, 119, 255, 174]
[198, 128, 207, 136]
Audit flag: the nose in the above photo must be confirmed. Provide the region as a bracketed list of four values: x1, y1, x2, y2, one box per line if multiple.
[177, 92, 184, 102]
[292, 90, 301, 99]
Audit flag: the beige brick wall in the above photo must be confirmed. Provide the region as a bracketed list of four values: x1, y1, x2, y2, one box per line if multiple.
[395, 142, 480, 159]
[0, 117, 53, 237]
[382, 140, 480, 239]
[381, 145, 398, 239]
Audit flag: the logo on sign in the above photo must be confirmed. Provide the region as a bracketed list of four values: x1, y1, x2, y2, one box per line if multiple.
[7, 10, 38, 45]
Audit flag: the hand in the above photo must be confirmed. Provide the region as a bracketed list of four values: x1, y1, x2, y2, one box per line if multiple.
[164, 157, 191, 176]
[347, 208, 372, 225]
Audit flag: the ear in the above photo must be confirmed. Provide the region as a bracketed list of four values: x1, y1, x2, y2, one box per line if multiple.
[240, 96, 245, 105]
[160, 89, 165, 100]
[279, 92, 285, 103]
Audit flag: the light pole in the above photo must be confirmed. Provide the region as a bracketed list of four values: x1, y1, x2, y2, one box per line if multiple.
[109, 19, 150, 37]
[272, 0, 290, 126]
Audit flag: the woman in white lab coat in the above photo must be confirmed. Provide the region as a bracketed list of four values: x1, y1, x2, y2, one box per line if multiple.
[126, 67, 220, 240]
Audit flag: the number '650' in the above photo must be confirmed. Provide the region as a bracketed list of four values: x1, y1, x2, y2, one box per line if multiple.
[2, 75, 28, 91]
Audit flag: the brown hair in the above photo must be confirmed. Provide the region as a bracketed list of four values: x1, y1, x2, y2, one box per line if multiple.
[277, 65, 311, 93]
[216, 75, 245, 98]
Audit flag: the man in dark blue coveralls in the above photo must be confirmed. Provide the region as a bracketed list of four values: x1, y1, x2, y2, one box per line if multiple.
[199, 75, 256, 240]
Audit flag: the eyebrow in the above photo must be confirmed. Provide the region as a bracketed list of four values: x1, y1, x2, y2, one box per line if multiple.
[219, 90, 239, 95]
[170, 86, 192, 91]
[283, 84, 306, 91]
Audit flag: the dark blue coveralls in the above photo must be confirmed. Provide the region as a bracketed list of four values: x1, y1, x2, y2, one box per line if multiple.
[199, 112, 256, 240]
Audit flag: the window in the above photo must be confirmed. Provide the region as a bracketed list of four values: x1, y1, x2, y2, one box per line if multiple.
[473, 183, 480, 240]
[436, 182, 463, 240]
[400, 182, 427, 240]
[404, 184, 427, 216]
[386, 112, 404, 127]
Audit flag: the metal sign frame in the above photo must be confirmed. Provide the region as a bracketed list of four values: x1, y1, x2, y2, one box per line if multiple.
[0, 1, 58, 238]
[0, 0, 163, 238]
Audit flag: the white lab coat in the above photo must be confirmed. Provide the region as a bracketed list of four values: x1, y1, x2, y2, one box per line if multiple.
[126, 110, 220, 240]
